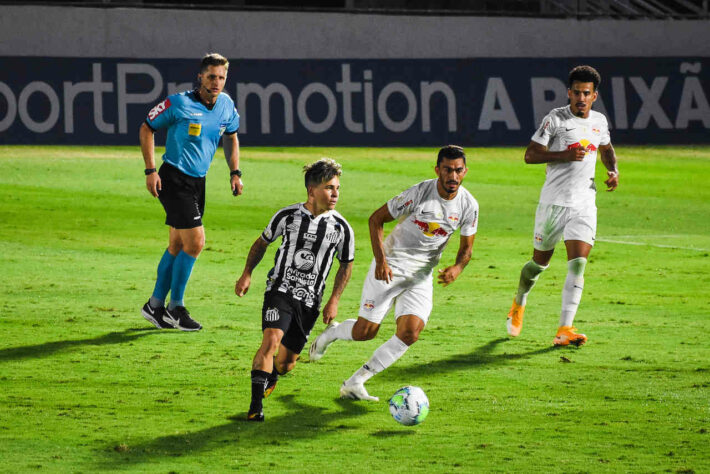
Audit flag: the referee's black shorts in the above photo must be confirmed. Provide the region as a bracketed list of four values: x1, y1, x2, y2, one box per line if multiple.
[261, 290, 320, 354]
[158, 162, 206, 229]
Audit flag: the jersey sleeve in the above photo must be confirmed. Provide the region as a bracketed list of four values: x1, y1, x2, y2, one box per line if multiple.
[531, 112, 558, 146]
[459, 198, 479, 237]
[145, 96, 175, 131]
[261, 208, 289, 243]
[387, 182, 423, 220]
[599, 115, 611, 146]
[224, 105, 240, 135]
[335, 217, 355, 263]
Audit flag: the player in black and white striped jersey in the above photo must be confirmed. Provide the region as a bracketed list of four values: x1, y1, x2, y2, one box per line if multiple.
[235, 158, 354, 421]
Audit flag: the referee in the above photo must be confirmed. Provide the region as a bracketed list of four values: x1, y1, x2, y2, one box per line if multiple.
[140, 53, 242, 331]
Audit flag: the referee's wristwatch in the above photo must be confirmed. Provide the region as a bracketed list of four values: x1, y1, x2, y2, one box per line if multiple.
[230, 169, 242, 178]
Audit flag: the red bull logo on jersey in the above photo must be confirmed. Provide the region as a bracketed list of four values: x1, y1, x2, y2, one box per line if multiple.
[413, 219, 449, 237]
[448, 214, 459, 224]
[567, 139, 597, 153]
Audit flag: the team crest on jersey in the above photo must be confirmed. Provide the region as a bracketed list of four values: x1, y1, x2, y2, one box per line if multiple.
[448, 213, 459, 224]
[324, 230, 340, 243]
[294, 249, 316, 271]
[147, 98, 171, 121]
[592, 127, 601, 134]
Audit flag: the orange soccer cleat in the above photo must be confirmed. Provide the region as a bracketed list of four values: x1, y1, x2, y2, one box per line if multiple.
[553, 326, 587, 346]
[506, 300, 525, 337]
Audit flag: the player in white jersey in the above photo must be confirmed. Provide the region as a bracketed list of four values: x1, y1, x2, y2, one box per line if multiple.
[506, 65, 620, 346]
[310, 145, 478, 401]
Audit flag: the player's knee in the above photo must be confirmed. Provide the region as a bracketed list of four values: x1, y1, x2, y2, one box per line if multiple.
[397, 329, 419, 346]
[568, 257, 587, 276]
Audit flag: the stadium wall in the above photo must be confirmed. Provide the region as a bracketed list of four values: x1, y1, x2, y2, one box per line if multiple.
[1, 5, 709, 146]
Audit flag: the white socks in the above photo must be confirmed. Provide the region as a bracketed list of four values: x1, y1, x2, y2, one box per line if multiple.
[515, 260, 548, 306]
[346, 335, 409, 385]
[330, 319, 355, 341]
[560, 257, 587, 327]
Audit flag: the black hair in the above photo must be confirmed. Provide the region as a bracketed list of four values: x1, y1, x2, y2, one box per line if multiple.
[568, 65, 601, 91]
[437, 145, 466, 166]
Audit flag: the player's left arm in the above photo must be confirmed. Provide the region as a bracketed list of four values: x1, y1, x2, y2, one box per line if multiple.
[437, 234, 476, 287]
[322, 260, 353, 324]
[599, 143, 619, 192]
[223, 132, 243, 196]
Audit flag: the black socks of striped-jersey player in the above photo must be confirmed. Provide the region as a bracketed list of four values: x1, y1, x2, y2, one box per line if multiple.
[250, 370, 269, 413]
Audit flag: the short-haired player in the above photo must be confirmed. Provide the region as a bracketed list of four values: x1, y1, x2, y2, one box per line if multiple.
[309, 145, 478, 401]
[235, 159, 355, 420]
[506, 65, 620, 346]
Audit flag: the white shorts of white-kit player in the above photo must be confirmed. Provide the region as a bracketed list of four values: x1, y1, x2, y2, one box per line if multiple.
[533, 203, 597, 251]
[358, 259, 433, 325]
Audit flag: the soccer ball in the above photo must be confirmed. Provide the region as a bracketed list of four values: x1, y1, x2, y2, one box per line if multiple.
[388, 386, 429, 426]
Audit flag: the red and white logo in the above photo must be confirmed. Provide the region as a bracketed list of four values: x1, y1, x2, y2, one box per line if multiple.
[148, 98, 171, 121]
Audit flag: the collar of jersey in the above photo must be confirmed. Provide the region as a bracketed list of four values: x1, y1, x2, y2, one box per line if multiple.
[189, 89, 217, 111]
[300, 203, 331, 220]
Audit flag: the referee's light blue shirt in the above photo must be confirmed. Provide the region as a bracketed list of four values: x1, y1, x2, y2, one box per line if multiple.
[145, 90, 240, 178]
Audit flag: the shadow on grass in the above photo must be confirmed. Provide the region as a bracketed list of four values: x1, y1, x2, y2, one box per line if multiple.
[385, 337, 558, 378]
[100, 394, 373, 468]
[0, 328, 160, 362]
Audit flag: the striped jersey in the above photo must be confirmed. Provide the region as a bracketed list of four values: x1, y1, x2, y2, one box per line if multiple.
[261, 203, 355, 309]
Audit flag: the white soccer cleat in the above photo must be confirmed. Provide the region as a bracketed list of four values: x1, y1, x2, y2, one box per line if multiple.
[340, 382, 379, 401]
[309, 322, 338, 362]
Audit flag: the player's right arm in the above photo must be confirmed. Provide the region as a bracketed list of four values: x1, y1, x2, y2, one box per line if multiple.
[369, 204, 395, 283]
[235, 237, 269, 297]
[140, 122, 161, 197]
[524, 141, 585, 164]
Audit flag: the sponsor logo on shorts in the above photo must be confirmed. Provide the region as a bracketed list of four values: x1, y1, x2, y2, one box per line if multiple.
[363, 300, 375, 311]
[265, 307, 280, 322]
[147, 98, 171, 121]
[294, 249, 316, 271]
[535, 233, 543, 243]
[413, 219, 448, 237]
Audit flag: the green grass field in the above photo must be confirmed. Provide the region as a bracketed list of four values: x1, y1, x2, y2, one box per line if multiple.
[1, 145, 708, 473]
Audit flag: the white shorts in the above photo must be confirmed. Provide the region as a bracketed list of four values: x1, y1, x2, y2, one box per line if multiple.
[358, 259, 433, 325]
[533, 203, 597, 251]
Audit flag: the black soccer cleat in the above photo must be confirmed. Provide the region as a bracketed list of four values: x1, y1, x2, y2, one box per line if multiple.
[163, 306, 202, 331]
[247, 410, 264, 422]
[141, 301, 174, 329]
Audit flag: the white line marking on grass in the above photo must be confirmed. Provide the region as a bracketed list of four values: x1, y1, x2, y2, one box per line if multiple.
[597, 238, 709, 252]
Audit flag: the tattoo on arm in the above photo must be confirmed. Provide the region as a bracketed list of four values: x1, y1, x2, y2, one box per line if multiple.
[601, 145, 618, 172]
[243, 238, 268, 274]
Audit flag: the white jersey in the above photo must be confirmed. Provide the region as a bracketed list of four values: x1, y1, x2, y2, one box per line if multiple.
[384, 179, 478, 276]
[532, 105, 611, 207]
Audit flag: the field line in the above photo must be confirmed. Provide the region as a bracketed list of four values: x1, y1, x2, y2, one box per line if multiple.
[597, 238, 709, 252]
